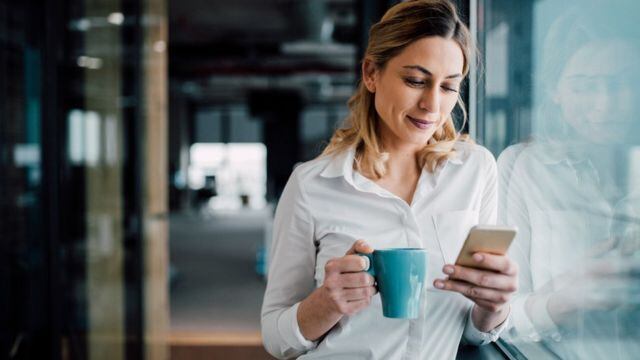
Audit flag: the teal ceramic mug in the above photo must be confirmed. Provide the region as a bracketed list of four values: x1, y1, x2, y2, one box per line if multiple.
[359, 248, 429, 319]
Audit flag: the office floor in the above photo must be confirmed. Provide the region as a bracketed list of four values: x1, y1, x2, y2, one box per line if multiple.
[169, 208, 274, 359]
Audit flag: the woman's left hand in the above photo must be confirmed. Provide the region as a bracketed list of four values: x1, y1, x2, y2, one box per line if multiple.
[434, 252, 518, 330]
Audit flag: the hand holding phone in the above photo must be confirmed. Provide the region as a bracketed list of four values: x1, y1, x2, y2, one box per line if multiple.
[434, 224, 518, 322]
[455, 225, 517, 269]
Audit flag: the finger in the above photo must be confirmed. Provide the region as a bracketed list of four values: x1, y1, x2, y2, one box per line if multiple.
[469, 252, 518, 275]
[345, 239, 374, 255]
[325, 255, 370, 274]
[339, 272, 375, 288]
[435, 279, 512, 303]
[443, 265, 517, 291]
[474, 299, 504, 313]
[585, 259, 640, 278]
[342, 286, 377, 301]
[343, 298, 373, 315]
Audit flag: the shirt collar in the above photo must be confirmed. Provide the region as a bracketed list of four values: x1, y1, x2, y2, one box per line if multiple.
[319, 147, 356, 180]
[320, 147, 387, 196]
[319, 146, 464, 180]
[447, 153, 464, 165]
[529, 143, 590, 166]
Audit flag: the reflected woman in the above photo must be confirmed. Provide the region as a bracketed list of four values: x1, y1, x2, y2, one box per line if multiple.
[262, 1, 518, 359]
[498, 2, 640, 359]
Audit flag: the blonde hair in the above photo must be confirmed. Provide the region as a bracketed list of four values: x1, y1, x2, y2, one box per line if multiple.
[321, 0, 475, 178]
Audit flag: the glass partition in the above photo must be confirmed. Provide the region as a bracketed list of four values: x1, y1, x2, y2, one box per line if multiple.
[477, 0, 640, 358]
[0, 0, 168, 358]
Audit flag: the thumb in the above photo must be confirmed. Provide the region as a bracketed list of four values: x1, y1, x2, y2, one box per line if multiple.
[345, 239, 374, 255]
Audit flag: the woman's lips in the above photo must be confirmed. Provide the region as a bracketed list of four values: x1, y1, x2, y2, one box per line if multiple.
[407, 115, 436, 130]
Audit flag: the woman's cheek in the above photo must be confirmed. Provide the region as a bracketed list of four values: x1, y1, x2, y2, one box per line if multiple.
[443, 96, 458, 115]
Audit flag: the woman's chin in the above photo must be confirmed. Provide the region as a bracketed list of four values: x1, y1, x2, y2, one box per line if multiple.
[401, 133, 434, 147]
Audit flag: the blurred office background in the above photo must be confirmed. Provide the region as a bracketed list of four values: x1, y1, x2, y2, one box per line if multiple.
[1, 0, 638, 359]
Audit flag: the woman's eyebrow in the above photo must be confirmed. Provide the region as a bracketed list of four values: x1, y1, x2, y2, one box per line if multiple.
[402, 65, 462, 79]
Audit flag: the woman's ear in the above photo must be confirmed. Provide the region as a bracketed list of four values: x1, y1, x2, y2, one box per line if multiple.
[362, 59, 378, 93]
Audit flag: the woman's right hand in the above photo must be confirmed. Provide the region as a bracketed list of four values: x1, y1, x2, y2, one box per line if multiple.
[546, 256, 640, 320]
[297, 240, 377, 341]
[320, 240, 378, 316]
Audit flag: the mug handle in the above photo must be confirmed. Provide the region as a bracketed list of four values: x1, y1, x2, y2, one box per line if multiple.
[357, 252, 375, 277]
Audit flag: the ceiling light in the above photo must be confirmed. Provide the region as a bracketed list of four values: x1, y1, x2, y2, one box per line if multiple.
[153, 41, 166, 53]
[77, 56, 103, 70]
[108, 12, 124, 25]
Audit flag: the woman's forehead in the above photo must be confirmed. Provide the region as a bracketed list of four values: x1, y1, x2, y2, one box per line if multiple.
[389, 37, 464, 76]
[562, 40, 640, 78]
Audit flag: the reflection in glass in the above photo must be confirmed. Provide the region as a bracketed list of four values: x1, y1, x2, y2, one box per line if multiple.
[496, 1, 640, 359]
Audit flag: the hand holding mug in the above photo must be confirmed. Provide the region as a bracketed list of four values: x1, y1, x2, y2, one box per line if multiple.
[320, 240, 377, 316]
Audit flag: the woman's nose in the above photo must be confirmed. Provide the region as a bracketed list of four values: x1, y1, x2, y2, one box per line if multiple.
[418, 87, 440, 114]
[591, 81, 615, 114]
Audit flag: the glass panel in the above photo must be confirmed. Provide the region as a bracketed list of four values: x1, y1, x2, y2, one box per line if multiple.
[479, 0, 640, 358]
[80, 2, 126, 358]
[1, 0, 168, 358]
[0, 2, 46, 357]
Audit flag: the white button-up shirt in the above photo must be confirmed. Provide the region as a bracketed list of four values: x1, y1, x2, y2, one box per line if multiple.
[498, 143, 640, 359]
[262, 142, 509, 359]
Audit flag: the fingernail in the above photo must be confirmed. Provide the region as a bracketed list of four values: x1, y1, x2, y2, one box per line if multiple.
[473, 254, 483, 262]
[361, 257, 370, 271]
[434, 280, 444, 289]
[443, 266, 454, 274]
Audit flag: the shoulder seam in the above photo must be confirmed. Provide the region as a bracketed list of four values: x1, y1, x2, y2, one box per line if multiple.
[291, 166, 317, 240]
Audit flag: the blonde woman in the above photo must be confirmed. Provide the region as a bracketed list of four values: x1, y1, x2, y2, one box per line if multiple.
[261, 1, 517, 358]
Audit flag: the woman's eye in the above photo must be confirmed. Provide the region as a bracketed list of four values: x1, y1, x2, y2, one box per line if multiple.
[405, 78, 425, 87]
[441, 85, 458, 93]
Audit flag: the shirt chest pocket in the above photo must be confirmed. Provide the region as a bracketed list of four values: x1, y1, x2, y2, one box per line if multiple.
[426, 210, 479, 289]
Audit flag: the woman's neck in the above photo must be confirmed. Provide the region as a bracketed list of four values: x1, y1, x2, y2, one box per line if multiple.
[372, 146, 422, 204]
[384, 148, 421, 179]
[379, 133, 424, 178]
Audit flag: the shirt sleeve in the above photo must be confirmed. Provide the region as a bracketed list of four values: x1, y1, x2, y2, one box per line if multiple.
[497, 149, 562, 342]
[479, 149, 498, 225]
[460, 148, 511, 346]
[462, 305, 511, 345]
[261, 167, 319, 359]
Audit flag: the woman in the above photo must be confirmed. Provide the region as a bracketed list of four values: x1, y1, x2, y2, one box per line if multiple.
[262, 1, 518, 358]
[497, 3, 640, 358]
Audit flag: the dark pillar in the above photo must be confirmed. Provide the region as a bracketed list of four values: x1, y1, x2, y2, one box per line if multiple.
[249, 90, 303, 202]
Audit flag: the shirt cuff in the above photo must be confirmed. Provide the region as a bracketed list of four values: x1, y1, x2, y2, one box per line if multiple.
[511, 293, 563, 343]
[463, 305, 511, 345]
[277, 302, 318, 352]
[511, 295, 539, 341]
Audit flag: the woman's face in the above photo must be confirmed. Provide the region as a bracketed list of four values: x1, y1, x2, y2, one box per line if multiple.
[553, 40, 640, 144]
[363, 36, 464, 150]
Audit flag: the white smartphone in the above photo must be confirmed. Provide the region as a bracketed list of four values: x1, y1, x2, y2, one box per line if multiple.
[454, 225, 517, 268]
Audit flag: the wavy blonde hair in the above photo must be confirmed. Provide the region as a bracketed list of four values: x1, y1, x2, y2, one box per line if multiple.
[321, 0, 475, 178]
